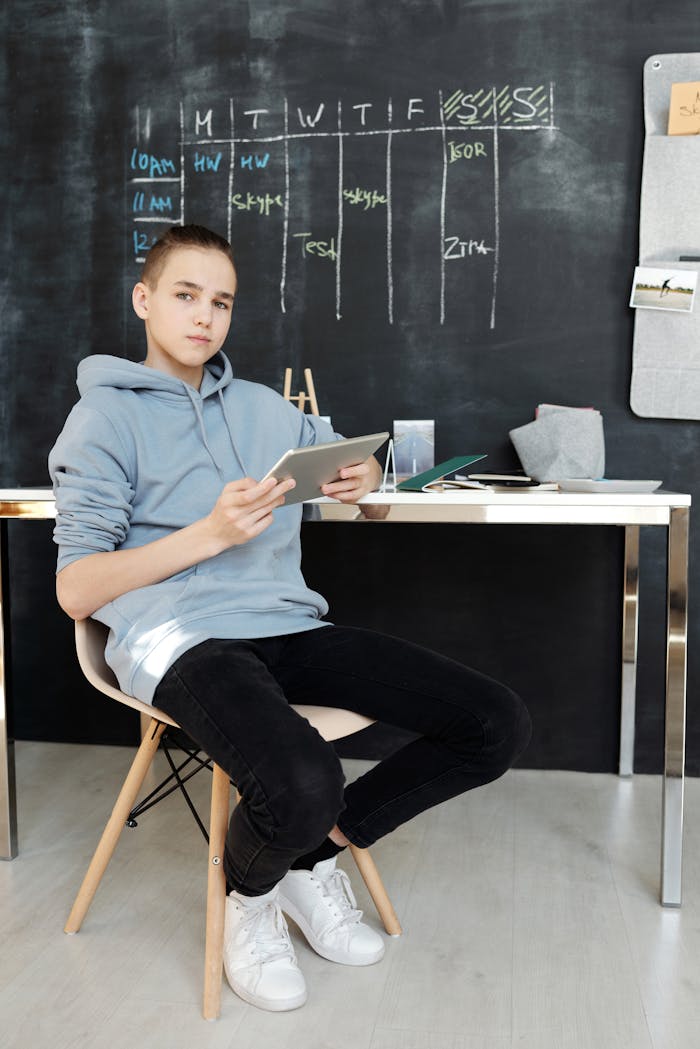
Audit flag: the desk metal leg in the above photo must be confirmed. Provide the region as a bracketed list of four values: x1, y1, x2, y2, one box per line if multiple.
[0, 520, 17, 859]
[619, 525, 639, 777]
[661, 506, 689, 907]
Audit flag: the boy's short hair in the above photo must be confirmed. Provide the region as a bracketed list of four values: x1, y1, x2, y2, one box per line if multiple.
[141, 225, 236, 288]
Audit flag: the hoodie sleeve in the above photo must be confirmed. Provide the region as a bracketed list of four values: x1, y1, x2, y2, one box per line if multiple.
[48, 405, 135, 573]
[295, 409, 344, 447]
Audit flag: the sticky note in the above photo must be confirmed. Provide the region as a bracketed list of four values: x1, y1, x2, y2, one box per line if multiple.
[667, 81, 700, 136]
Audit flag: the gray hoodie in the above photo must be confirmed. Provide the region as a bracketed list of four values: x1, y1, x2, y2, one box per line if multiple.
[48, 352, 340, 702]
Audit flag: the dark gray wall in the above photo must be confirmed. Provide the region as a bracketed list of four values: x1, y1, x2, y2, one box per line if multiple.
[3, 0, 697, 773]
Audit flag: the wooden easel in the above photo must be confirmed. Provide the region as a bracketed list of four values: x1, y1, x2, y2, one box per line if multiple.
[283, 367, 320, 416]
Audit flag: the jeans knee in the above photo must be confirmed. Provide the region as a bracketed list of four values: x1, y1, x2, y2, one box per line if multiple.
[270, 747, 346, 852]
[486, 684, 531, 770]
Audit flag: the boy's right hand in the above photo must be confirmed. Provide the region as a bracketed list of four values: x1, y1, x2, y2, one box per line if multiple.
[205, 476, 296, 551]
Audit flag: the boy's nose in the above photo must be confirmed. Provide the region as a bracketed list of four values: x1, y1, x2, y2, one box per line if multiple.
[194, 308, 212, 327]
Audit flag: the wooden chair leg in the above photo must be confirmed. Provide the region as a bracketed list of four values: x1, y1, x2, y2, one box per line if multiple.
[202, 764, 230, 1021]
[64, 719, 167, 934]
[348, 844, 402, 936]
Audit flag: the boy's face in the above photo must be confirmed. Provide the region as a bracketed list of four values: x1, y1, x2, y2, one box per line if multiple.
[132, 246, 237, 387]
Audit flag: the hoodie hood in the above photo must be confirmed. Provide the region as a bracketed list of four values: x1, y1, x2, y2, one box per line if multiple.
[77, 352, 244, 476]
[77, 350, 234, 399]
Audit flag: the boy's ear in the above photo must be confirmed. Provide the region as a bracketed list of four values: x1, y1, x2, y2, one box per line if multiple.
[132, 282, 150, 319]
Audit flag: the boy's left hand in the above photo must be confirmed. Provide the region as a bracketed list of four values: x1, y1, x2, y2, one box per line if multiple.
[321, 456, 381, 503]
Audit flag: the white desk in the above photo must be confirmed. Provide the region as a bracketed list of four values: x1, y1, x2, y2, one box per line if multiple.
[0, 488, 690, 907]
[0, 490, 57, 863]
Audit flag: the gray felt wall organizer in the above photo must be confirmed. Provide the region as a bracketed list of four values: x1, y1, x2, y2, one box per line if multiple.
[630, 53, 700, 420]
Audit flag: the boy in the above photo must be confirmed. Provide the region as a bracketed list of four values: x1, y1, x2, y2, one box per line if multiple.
[49, 225, 530, 1013]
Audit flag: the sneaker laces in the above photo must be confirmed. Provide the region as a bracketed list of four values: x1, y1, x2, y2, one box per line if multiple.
[239, 899, 296, 966]
[317, 865, 364, 937]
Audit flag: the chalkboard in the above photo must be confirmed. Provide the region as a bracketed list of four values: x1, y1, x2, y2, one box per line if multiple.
[4, 0, 699, 774]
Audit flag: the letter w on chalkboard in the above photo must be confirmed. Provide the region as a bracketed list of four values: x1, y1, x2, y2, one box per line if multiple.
[297, 104, 325, 128]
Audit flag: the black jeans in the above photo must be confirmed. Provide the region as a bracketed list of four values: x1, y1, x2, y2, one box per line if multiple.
[154, 626, 531, 895]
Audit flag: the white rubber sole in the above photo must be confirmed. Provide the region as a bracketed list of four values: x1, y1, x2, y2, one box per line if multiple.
[223, 963, 307, 1012]
[278, 895, 385, 966]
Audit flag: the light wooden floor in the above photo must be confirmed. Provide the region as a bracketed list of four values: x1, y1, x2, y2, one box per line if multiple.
[2, 742, 700, 1049]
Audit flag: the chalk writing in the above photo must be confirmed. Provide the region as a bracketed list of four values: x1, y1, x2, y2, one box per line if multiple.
[130, 149, 177, 177]
[231, 192, 283, 216]
[442, 85, 550, 125]
[195, 109, 213, 137]
[240, 154, 270, 169]
[293, 233, 338, 261]
[342, 188, 387, 210]
[448, 141, 487, 162]
[128, 82, 557, 323]
[133, 192, 174, 213]
[244, 109, 268, 130]
[297, 104, 325, 128]
[132, 229, 159, 258]
[193, 152, 222, 172]
[443, 236, 494, 259]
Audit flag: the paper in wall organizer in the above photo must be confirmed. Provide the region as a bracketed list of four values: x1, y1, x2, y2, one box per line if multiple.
[631, 53, 700, 420]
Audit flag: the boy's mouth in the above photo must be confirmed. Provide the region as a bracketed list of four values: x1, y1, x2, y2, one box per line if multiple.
[187, 335, 211, 343]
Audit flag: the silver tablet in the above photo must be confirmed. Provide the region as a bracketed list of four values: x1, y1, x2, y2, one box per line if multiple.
[263, 432, 389, 505]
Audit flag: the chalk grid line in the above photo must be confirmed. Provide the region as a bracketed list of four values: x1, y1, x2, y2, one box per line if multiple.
[131, 87, 557, 325]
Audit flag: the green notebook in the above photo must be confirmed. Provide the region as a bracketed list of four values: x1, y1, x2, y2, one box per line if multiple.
[397, 455, 487, 492]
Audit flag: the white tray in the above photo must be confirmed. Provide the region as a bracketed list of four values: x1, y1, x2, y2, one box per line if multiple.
[558, 479, 662, 494]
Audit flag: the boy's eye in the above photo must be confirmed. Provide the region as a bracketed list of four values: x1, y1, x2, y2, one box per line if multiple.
[214, 300, 229, 310]
[176, 292, 193, 301]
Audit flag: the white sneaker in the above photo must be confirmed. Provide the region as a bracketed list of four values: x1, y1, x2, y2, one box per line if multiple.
[279, 857, 385, 966]
[223, 885, 307, 1011]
